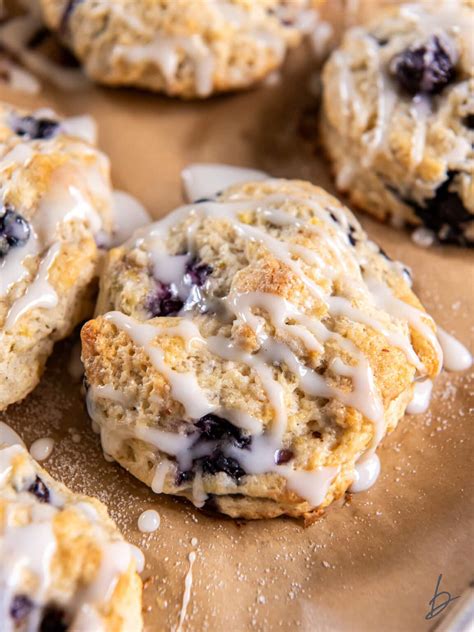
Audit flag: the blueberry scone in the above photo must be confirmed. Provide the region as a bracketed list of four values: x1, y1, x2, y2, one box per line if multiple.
[0, 442, 143, 631]
[81, 176, 442, 520]
[39, 0, 320, 98]
[321, 1, 474, 246]
[0, 102, 113, 411]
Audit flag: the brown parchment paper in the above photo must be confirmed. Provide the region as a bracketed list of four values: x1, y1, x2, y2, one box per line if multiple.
[1, 3, 473, 631]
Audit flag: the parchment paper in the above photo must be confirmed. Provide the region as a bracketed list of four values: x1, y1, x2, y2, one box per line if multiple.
[1, 3, 473, 631]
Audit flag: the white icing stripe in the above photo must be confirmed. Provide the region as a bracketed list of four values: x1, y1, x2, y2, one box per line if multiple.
[111, 190, 151, 247]
[365, 277, 442, 372]
[406, 379, 433, 414]
[5, 242, 60, 330]
[29, 437, 54, 462]
[104, 312, 212, 418]
[437, 327, 472, 372]
[181, 164, 268, 202]
[349, 453, 380, 493]
[176, 551, 196, 632]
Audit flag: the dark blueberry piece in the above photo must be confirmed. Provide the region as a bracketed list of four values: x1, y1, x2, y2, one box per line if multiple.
[185, 258, 213, 287]
[0, 207, 30, 249]
[462, 114, 474, 129]
[146, 283, 183, 317]
[390, 35, 456, 95]
[193, 197, 214, 204]
[10, 595, 34, 621]
[195, 414, 251, 449]
[201, 451, 246, 481]
[12, 116, 59, 141]
[40, 606, 68, 632]
[413, 172, 472, 245]
[28, 477, 50, 504]
[328, 211, 339, 224]
[175, 468, 194, 486]
[348, 233, 357, 247]
[274, 449, 294, 465]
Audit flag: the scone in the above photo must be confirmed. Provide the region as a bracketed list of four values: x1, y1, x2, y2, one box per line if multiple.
[39, 0, 320, 98]
[0, 102, 113, 411]
[81, 176, 441, 521]
[321, 1, 474, 246]
[0, 442, 142, 631]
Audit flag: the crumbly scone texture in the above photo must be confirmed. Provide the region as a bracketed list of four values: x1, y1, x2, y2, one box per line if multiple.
[0, 102, 113, 411]
[321, 0, 474, 246]
[0, 443, 142, 631]
[82, 178, 441, 520]
[40, 0, 321, 97]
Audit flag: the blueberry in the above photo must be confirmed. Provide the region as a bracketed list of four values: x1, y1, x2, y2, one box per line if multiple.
[185, 259, 213, 287]
[413, 172, 472, 245]
[10, 595, 34, 621]
[201, 451, 246, 481]
[390, 35, 456, 95]
[0, 206, 30, 259]
[40, 606, 68, 632]
[195, 414, 251, 449]
[12, 116, 59, 141]
[28, 477, 50, 504]
[274, 449, 294, 465]
[175, 468, 195, 486]
[147, 256, 212, 317]
[146, 283, 183, 317]
[348, 233, 357, 247]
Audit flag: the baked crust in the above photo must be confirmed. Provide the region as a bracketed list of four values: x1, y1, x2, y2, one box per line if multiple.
[40, 0, 321, 98]
[321, 0, 474, 246]
[82, 178, 441, 519]
[0, 443, 142, 631]
[0, 102, 113, 411]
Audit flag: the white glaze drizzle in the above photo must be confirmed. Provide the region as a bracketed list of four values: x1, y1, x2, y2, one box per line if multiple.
[137, 509, 161, 533]
[0, 445, 137, 631]
[437, 327, 472, 372]
[181, 164, 267, 202]
[111, 190, 151, 247]
[5, 243, 60, 331]
[176, 551, 196, 632]
[406, 379, 433, 414]
[29, 437, 55, 462]
[349, 453, 381, 493]
[0, 422, 25, 448]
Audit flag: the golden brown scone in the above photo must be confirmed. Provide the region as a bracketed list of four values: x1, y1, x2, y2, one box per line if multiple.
[82, 177, 442, 520]
[321, 0, 474, 246]
[0, 102, 113, 411]
[0, 440, 142, 631]
[39, 0, 321, 98]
